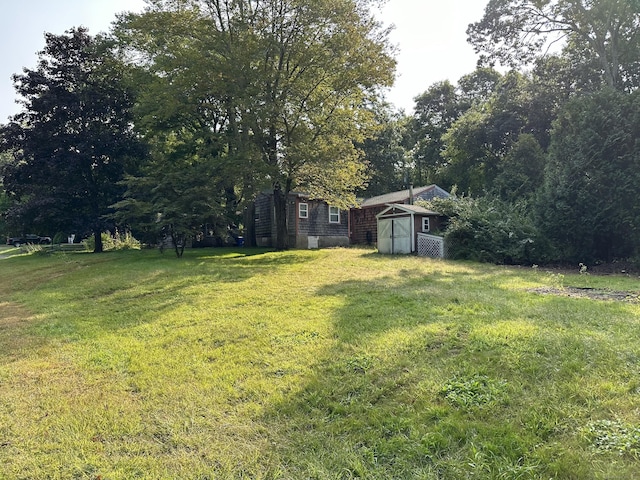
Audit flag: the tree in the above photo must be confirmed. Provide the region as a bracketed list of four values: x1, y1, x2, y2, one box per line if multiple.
[440, 71, 534, 193]
[113, 125, 244, 257]
[0, 152, 11, 239]
[467, 0, 640, 91]
[457, 67, 502, 108]
[493, 133, 546, 201]
[114, 156, 231, 258]
[537, 88, 640, 262]
[0, 28, 145, 252]
[410, 81, 463, 186]
[112, 11, 257, 254]
[358, 104, 408, 197]
[118, 0, 395, 250]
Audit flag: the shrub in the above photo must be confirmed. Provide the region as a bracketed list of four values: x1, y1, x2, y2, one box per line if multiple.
[420, 195, 553, 265]
[83, 230, 141, 252]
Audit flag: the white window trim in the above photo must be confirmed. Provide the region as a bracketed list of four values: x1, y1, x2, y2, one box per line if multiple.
[299, 202, 308, 219]
[422, 217, 431, 232]
[329, 206, 340, 224]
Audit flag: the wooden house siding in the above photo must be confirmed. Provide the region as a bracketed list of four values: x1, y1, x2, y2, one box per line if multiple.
[349, 205, 385, 245]
[252, 192, 349, 248]
[254, 193, 275, 247]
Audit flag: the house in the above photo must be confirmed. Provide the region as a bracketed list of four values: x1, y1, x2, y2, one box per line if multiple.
[253, 192, 349, 249]
[349, 185, 450, 245]
[376, 203, 444, 255]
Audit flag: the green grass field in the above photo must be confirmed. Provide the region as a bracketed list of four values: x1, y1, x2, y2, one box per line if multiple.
[1, 246, 640, 479]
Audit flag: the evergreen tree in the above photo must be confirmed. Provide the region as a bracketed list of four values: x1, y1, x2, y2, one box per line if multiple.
[0, 28, 145, 252]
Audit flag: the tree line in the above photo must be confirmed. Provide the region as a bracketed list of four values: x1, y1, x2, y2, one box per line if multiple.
[364, 0, 640, 265]
[1, 0, 639, 265]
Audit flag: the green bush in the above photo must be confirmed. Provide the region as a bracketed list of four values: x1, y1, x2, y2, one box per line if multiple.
[51, 232, 66, 244]
[421, 195, 553, 265]
[83, 230, 141, 252]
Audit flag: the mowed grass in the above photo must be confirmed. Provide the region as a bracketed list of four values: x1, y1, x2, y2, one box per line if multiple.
[1, 247, 640, 479]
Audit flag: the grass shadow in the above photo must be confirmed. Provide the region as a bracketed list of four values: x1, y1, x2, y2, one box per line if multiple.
[258, 265, 640, 478]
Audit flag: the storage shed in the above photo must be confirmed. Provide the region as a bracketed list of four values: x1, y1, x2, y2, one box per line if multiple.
[376, 204, 443, 254]
[350, 184, 450, 245]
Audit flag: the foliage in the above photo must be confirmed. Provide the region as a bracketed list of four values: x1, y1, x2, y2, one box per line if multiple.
[584, 420, 640, 457]
[1, 248, 640, 478]
[423, 195, 552, 264]
[0, 28, 146, 253]
[457, 67, 503, 108]
[537, 88, 640, 263]
[117, 0, 396, 250]
[467, 0, 640, 90]
[403, 1, 640, 266]
[437, 71, 553, 194]
[410, 80, 465, 186]
[493, 133, 546, 201]
[440, 374, 508, 409]
[358, 103, 408, 197]
[0, 151, 11, 239]
[113, 134, 238, 257]
[82, 230, 141, 252]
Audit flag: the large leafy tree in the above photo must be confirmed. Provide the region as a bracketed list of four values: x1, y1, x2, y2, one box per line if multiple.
[493, 133, 546, 201]
[538, 88, 640, 262]
[0, 28, 145, 252]
[410, 81, 463, 186]
[457, 67, 503, 109]
[112, 10, 255, 254]
[467, 0, 640, 91]
[118, 0, 395, 250]
[0, 152, 11, 239]
[409, 68, 502, 189]
[358, 104, 408, 197]
[113, 127, 242, 257]
[440, 71, 538, 193]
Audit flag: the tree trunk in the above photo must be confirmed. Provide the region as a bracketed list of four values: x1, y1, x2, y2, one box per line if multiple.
[93, 230, 103, 253]
[243, 203, 256, 247]
[273, 181, 291, 251]
[171, 229, 185, 258]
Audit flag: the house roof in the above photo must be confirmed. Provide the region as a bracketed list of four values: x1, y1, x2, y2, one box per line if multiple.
[360, 185, 450, 208]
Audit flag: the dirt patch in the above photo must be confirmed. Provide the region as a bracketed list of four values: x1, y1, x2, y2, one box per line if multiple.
[529, 286, 640, 303]
[0, 301, 34, 327]
[0, 302, 41, 357]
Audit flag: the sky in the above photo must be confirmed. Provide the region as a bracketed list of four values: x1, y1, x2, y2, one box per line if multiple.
[0, 0, 488, 122]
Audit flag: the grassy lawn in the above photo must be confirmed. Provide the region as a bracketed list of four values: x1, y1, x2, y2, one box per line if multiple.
[1, 247, 640, 479]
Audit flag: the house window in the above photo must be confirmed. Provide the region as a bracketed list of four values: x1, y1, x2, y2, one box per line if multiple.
[422, 217, 431, 232]
[329, 206, 340, 223]
[299, 202, 308, 219]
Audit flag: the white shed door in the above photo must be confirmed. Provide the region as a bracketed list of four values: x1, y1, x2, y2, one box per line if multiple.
[378, 218, 393, 254]
[378, 217, 411, 254]
[392, 217, 411, 254]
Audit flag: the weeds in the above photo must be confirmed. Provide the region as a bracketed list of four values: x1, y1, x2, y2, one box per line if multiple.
[584, 419, 640, 457]
[82, 230, 141, 251]
[440, 374, 508, 409]
[547, 271, 565, 289]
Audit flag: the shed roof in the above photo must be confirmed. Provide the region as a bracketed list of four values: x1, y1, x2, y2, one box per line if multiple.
[376, 203, 440, 218]
[360, 184, 450, 208]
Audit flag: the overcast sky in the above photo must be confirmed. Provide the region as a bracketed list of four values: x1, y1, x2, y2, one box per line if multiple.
[0, 0, 488, 122]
